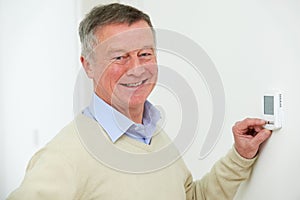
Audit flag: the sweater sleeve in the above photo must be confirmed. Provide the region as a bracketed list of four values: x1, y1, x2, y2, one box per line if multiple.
[6, 147, 77, 200]
[185, 147, 257, 200]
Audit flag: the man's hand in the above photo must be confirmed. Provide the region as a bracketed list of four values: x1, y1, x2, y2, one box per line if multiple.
[232, 118, 272, 159]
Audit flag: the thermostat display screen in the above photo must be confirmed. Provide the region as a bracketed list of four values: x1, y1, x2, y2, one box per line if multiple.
[264, 96, 274, 115]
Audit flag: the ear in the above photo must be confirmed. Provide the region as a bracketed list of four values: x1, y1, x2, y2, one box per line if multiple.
[80, 56, 94, 79]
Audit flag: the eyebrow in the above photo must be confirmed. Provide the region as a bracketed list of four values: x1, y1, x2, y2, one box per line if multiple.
[107, 45, 155, 55]
[107, 48, 126, 55]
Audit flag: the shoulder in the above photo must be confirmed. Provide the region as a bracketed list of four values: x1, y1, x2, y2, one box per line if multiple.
[45, 117, 81, 152]
[47, 113, 102, 150]
[28, 114, 100, 169]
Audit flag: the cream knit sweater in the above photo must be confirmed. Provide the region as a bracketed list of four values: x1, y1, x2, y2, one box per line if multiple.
[7, 114, 256, 200]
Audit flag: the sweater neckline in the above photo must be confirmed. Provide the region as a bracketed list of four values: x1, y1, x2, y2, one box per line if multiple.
[76, 113, 166, 152]
[74, 113, 180, 173]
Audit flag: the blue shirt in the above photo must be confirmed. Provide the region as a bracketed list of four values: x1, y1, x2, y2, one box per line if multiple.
[82, 93, 161, 145]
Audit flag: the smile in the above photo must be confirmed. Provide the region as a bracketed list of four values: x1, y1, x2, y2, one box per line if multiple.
[120, 79, 148, 88]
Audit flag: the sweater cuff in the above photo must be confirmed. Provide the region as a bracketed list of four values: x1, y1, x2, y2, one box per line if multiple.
[230, 147, 258, 168]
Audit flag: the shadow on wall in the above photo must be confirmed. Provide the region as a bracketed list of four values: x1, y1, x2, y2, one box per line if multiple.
[73, 68, 93, 115]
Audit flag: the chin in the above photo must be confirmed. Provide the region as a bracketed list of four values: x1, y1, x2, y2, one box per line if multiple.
[119, 88, 153, 107]
[128, 96, 148, 108]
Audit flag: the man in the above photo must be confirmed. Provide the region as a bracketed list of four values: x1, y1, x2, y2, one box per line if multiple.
[7, 3, 271, 200]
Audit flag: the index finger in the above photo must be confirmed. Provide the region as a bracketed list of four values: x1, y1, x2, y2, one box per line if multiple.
[237, 118, 267, 130]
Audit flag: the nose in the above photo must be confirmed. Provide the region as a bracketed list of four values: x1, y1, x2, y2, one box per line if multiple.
[126, 56, 146, 77]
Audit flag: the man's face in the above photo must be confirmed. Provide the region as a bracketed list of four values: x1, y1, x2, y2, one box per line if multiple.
[89, 20, 157, 111]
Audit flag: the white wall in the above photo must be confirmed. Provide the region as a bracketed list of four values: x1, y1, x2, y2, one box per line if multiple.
[135, 0, 300, 199]
[0, 0, 80, 198]
[2, 0, 300, 199]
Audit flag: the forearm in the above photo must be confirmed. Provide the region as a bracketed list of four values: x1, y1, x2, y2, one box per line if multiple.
[187, 147, 257, 200]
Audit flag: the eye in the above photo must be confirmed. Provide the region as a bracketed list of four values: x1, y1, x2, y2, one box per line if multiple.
[139, 49, 154, 58]
[140, 52, 152, 57]
[112, 54, 129, 64]
[113, 56, 124, 61]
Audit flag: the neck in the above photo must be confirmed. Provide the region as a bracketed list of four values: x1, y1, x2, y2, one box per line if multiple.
[116, 103, 144, 124]
[94, 91, 145, 124]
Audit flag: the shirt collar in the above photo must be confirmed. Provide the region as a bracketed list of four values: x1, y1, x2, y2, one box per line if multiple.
[88, 93, 160, 143]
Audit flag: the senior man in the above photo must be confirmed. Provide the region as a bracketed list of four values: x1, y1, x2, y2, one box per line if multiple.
[7, 3, 271, 200]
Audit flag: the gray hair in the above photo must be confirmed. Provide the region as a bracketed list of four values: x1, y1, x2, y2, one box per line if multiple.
[79, 3, 153, 59]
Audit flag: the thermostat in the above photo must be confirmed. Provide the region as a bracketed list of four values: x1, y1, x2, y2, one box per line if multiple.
[262, 91, 283, 130]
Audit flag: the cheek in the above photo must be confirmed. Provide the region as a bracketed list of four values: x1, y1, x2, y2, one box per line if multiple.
[147, 63, 158, 77]
[102, 65, 127, 88]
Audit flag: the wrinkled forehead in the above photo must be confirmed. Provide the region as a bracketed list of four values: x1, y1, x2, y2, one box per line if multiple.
[95, 27, 155, 55]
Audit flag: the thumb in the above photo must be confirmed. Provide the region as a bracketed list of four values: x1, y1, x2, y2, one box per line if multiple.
[252, 129, 272, 146]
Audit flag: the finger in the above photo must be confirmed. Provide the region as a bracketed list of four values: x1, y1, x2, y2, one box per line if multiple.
[252, 129, 272, 146]
[254, 125, 264, 133]
[237, 118, 267, 131]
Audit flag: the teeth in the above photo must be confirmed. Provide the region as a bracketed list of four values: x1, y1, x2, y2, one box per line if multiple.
[122, 81, 143, 87]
